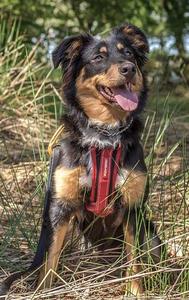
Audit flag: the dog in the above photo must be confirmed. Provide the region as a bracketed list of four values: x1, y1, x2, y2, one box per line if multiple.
[0, 23, 163, 299]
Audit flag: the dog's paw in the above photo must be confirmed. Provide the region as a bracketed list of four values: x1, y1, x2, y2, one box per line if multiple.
[125, 279, 144, 299]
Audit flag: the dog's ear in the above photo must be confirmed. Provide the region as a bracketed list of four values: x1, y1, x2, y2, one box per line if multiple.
[114, 23, 149, 56]
[52, 34, 93, 69]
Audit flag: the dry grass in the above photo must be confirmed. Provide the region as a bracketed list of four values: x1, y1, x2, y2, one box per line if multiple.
[0, 19, 189, 299]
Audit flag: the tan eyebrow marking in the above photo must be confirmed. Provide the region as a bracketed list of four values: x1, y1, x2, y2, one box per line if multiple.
[99, 46, 108, 53]
[117, 43, 124, 50]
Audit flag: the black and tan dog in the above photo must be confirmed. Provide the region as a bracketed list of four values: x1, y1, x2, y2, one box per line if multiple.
[0, 23, 162, 298]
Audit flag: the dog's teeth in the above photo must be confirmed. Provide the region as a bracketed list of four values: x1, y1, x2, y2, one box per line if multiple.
[105, 87, 110, 94]
[127, 82, 131, 91]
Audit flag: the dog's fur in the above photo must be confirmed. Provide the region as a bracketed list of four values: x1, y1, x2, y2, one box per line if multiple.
[0, 23, 163, 298]
[40, 23, 162, 297]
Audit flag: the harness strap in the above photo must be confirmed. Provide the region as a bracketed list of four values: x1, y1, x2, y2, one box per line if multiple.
[86, 145, 121, 217]
[48, 125, 70, 156]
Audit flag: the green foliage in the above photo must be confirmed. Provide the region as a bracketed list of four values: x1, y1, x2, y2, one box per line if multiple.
[163, 0, 189, 55]
[1, 0, 189, 86]
[1, 0, 189, 54]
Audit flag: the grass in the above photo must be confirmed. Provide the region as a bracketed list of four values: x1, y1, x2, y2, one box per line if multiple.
[0, 20, 189, 299]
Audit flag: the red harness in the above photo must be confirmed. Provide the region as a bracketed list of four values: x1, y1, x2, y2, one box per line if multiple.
[86, 145, 121, 217]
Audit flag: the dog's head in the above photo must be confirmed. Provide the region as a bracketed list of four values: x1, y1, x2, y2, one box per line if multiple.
[53, 23, 149, 125]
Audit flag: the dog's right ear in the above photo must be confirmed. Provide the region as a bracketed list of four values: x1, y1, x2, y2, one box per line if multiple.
[52, 34, 92, 69]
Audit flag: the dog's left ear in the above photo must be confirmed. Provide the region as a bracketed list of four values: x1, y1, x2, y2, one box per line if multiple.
[115, 23, 149, 56]
[52, 34, 93, 69]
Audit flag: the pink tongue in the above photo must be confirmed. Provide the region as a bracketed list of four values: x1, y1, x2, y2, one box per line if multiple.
[112, 87, 138, 111]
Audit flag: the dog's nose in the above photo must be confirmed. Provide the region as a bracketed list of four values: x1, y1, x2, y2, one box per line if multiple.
[119, 63, 136, 79]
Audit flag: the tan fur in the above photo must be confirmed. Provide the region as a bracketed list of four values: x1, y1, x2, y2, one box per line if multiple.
[132, 64, 143, 92]
[76, 67, 133, 124]
[105, 64, 126, 85]
[123, 26, 135, 35]
[66, 40, 82, 59]
[38, 222, 69, 288]
[117, 42, 124, 50]
[124, 222, 144, 296]
[79, 95, 128, 124]
[54, 166, 86, 204]
[119, 169, 146, 208]
[122, 25, 148, 53]
[133, 34, 147, 51]
[99, 46, 108, 53]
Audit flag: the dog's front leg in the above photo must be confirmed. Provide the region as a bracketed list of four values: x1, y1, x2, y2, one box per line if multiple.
[38, 165, 84, 288]
[120, 169, 147, 298]
[124, 218, 144, 298]
[38, 221, 70, 289]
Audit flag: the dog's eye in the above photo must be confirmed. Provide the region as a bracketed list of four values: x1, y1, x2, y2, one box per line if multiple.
[125, 50, 133, 57]
[92, 54, 104, 62]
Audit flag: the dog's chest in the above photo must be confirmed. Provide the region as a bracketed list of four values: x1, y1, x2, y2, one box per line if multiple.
[81, 124, 122, 149]
[79, 126, 125, 190]
[79, 169, 128, 189]
[79, 148, 128, 190]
